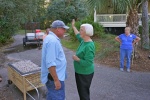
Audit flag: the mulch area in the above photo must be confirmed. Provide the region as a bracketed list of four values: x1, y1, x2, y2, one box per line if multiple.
[96, 48, 150, 72]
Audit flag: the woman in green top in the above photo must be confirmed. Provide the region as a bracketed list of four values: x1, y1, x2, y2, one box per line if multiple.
[72, 19, 95, 100]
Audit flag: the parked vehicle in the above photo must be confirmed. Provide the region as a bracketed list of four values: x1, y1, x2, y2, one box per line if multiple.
[23, 22, 45, 48]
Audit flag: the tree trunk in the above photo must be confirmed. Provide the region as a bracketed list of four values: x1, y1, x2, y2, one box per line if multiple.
[126, 9, 139, 35]
[126, 9, 139, 60]
[141, 0, 149, 49]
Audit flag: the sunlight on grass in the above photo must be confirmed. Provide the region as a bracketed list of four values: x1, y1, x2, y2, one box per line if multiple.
[15, 30, 25, 35]
[61, 39, 79, 51]
[94, 41, 102, 53]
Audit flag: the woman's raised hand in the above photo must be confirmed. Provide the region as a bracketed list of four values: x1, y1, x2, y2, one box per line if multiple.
[71, 19, 79, 35]
[72, 19, 75, 27]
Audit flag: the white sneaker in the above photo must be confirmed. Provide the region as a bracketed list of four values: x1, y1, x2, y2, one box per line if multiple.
[127, 69, 130, 72]
[120, 68, 124, 71]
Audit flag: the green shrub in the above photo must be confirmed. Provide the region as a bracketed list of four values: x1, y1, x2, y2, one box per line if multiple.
[67, 17, 105, 41]
[0, 35, 7, 44]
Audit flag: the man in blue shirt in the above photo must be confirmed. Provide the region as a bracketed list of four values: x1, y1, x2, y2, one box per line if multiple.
[41, 20, 69, 100]
[115, 27, 140, 72]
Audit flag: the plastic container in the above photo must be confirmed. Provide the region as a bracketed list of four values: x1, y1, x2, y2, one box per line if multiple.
[35, 29, 41, 33]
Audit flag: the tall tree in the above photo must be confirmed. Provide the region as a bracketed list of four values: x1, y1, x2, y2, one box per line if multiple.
[87, 0, 145, 35]
[36, 0, 48, 29]
[141, 0, 149, 49]
[0, 0, 40, 34]
[0, 0, 40, 43]
[46, 0, 88, 24]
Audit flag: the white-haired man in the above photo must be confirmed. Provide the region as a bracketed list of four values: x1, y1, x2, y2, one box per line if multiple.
[72, 19, 95, 100]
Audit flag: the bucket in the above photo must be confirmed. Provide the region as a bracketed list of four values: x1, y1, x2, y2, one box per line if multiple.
[35, 29, 41, 33]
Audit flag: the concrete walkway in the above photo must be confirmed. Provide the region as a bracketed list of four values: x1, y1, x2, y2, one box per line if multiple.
[3, 35, 150, 100]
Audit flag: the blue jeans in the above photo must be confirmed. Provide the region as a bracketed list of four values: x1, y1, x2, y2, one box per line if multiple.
[120, 49, 132, 69]
[46, 80, 65, 100]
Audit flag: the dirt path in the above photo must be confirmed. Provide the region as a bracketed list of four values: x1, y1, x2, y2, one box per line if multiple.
[0, 35, 150, 100]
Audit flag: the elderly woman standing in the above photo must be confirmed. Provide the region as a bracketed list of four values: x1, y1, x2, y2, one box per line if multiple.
[72, 19, 95, 100]
[115, 27, 141, 72]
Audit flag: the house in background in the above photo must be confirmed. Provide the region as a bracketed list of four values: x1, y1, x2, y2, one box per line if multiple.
[94, 1, 150, 34]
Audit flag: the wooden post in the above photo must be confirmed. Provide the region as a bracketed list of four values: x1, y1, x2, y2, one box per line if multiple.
[23, 77, 26, 100]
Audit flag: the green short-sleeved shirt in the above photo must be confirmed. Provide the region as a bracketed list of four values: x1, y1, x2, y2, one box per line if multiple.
[74, 34, 95, 75]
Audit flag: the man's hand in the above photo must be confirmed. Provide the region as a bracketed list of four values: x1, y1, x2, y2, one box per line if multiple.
[48, 66, 61, 90]
[54, 80, 61, 90]
[72, 55, 80, 61]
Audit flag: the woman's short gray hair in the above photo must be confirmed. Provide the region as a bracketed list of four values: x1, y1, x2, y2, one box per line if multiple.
[81, 24, 94, 36]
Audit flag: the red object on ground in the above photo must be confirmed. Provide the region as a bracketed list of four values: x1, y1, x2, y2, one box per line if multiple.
[35, 29, 41, 33]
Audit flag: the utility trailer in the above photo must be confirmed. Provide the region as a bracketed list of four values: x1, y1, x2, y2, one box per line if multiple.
[23, 22, 45, 47]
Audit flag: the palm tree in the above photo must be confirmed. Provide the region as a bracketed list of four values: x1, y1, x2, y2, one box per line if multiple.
[87, 0, 146, 35]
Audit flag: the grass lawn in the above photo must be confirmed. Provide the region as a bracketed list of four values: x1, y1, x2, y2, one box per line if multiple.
[61, 39, 102, 53]
[61, 33, 119, 59]
[61, 39, 80, 51]
[15, 30, 25, 35]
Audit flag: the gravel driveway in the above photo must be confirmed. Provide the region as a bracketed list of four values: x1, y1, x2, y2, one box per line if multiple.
[0, 35, 150, 100]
